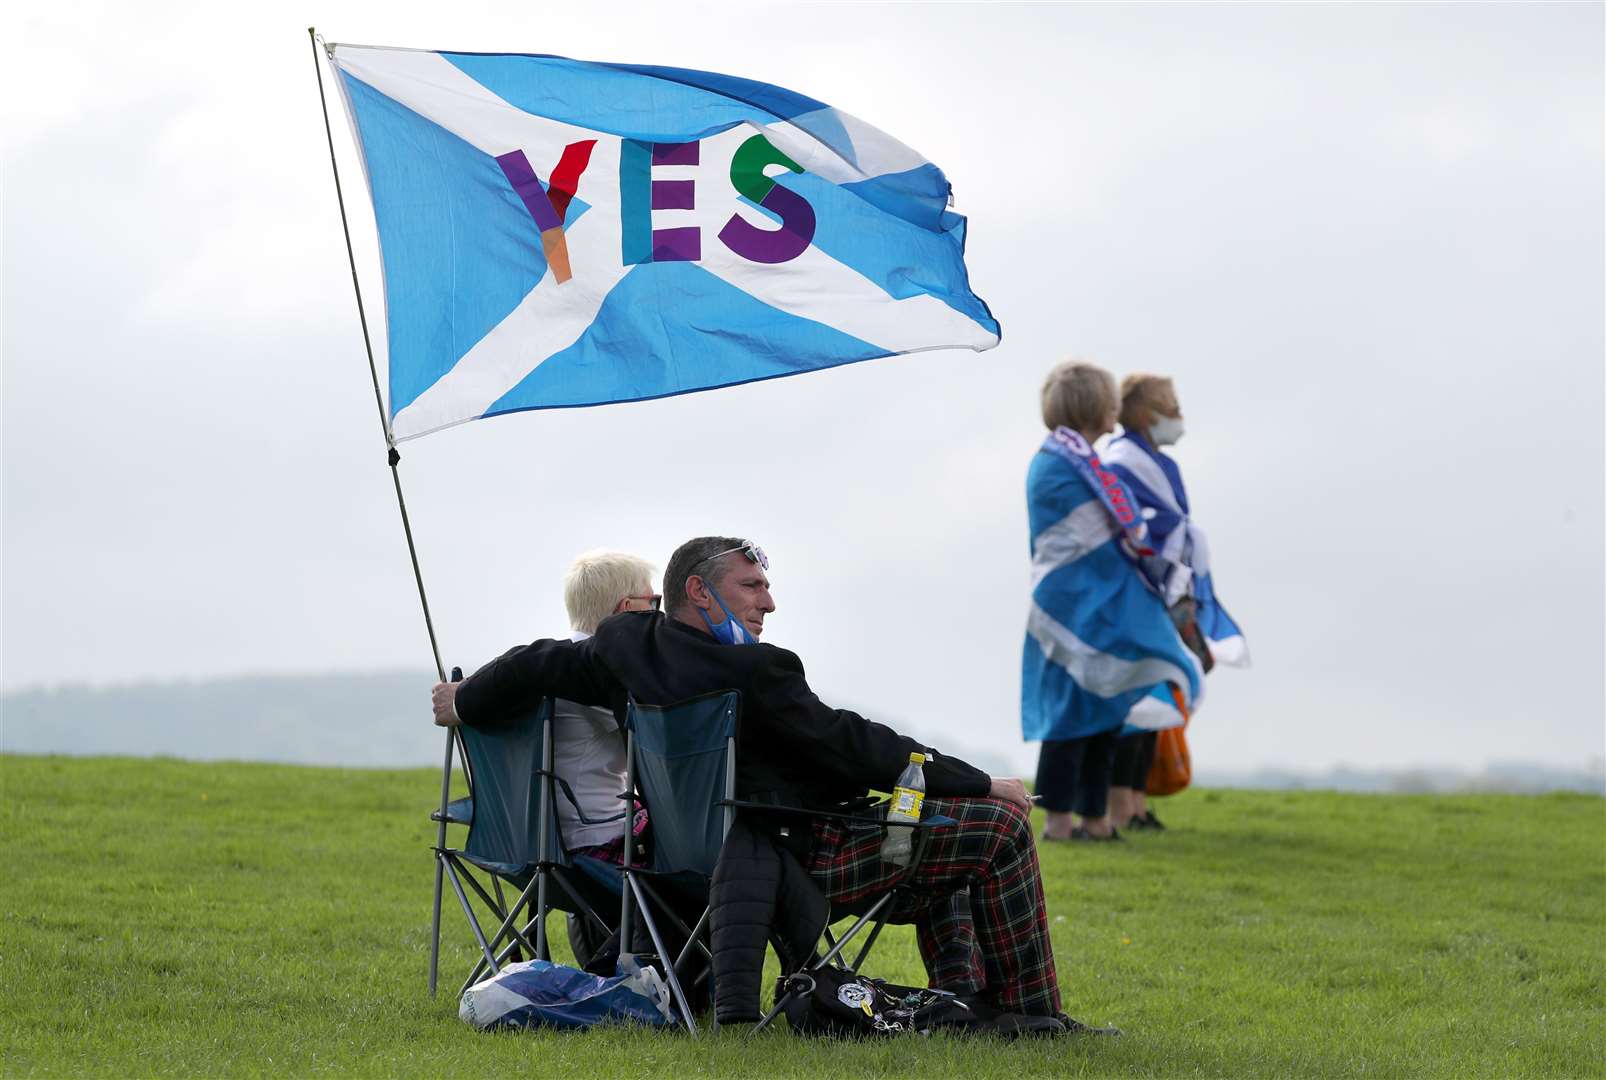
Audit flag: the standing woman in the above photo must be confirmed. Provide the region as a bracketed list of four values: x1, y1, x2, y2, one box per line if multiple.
[1022, 362, 1203, 842]
[1104, 374, 1250, 830]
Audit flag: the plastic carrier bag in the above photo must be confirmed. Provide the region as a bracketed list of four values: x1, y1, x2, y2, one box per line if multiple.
[1146, 724, 1191, 797]
[459, 956, 675, 1031]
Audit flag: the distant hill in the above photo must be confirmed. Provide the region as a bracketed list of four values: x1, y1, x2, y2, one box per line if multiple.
[1197, 761, 1605, 797]
[0, 672, 1023, 776]
[1, 671, 444, 767]
[2, 672, 1601, 795]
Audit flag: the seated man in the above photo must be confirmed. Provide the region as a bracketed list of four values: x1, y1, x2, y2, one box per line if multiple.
[553, 550, 659, 863]
[433, 537, 1101, 1034]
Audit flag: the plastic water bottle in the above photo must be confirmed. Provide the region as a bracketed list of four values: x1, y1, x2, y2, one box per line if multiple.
[881, 752, 927, 867]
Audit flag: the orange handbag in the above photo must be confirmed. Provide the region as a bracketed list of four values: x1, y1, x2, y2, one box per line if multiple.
[1145, 683, 1192, 797]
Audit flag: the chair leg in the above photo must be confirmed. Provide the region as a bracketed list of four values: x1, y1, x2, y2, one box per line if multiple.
[429, 851, 447, 997]
[636, 877, 713, 967]
[814, 894, 892, 971]
[752, 993, 790, 1035]
[535, 873, 550, 961]
[821, 927, 850, 970]
[753, 969, 818, 1036]
[847, 916, 888, 974]
[491, 877, 522, 963]
[627, 876, 698, 1037]
[443, 858, 500, 976]
[672, 905, 712, 980]
[458, 872, 545, 991]
[548, 871, 614, 940]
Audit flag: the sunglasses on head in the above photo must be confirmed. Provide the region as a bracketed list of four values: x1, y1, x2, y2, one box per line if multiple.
[696, 540, 769, 572]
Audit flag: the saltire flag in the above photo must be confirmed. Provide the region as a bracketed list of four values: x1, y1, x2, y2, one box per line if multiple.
[1021, 437, 1204, 742]
[325, 44, 1001, 442]
[1103, 433, 1250, 667]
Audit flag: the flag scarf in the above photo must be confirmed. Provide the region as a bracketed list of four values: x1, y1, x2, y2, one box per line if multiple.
[1037, 427, 1176, 595]
[1103, 432, 1250, 667]
[1021, 441, 1202, 742]
[326, 44, 1001, 441]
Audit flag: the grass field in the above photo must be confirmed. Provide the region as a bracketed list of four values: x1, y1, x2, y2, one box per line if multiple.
[2, 755, 1602, 1077]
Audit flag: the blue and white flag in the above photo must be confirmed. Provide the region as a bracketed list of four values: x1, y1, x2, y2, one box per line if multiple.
[1021, 432, 1203, 741]
[1103, 432, 1250, 667]
[326, 44, 1000, 441]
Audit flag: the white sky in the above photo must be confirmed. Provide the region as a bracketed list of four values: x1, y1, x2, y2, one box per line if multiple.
[3, 1, 1602, 775]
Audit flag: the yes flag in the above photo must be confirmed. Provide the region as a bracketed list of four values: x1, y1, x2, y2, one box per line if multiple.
[326, 44, 1001, 441]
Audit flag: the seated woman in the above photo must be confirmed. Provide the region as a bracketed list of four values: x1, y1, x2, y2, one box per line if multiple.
[555, 550, 658, 863]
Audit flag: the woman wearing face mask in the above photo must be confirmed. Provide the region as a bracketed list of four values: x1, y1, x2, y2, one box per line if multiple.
[1103, 375, 1250, 831]
[1022, 362, 1204, 842]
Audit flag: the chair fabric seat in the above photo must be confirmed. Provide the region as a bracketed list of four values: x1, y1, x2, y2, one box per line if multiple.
[568, 854, 626, 896]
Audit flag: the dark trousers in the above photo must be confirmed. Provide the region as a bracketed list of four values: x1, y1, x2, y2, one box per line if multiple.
[1111, 731, 1158, 789]
[1035, 731, 1117, 817]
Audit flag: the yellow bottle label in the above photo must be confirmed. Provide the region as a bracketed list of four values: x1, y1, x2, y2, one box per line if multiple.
[891, 787, 924, 818]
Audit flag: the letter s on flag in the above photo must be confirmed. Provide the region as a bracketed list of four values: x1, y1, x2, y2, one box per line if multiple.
[718, 134, 816, 264]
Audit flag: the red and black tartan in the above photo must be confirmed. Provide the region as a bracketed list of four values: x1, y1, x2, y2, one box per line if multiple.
[807, 796, 1061, 1017]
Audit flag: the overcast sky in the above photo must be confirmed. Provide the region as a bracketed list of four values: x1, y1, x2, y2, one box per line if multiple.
[4, 2, 1602, 776]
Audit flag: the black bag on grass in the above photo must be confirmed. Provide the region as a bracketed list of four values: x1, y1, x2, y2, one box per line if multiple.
[776, 966, 974, 1037]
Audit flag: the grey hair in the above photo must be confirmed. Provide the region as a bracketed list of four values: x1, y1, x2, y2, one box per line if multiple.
[1040, 361, 1118, 433]
[663, 536, 749, 618]
[563, 550, 656, 633]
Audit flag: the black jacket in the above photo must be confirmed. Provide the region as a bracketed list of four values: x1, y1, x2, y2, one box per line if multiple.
[456, 611, 991, 809]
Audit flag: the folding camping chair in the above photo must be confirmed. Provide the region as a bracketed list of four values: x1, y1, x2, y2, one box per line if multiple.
[429, 697, 624, 998]
[616, 690, 740, 1036]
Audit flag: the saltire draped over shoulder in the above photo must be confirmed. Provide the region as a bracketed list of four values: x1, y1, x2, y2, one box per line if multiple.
[1021, 431, 1203, 743]
[325, 43, 1000, 442]
[1102, 431, 1249, 667]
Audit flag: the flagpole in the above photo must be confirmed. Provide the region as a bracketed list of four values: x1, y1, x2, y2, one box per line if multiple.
[307, 27, 458, 997]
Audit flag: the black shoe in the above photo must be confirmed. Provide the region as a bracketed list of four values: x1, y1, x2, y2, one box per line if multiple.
[1056, 1012, 1122, 1036]
[1139, 810, 1165, 831]
[1069, 826, 1123, 842]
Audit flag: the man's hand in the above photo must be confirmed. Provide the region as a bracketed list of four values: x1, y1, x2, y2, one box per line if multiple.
[431, 682, 461, 727]
[988, 776, 1032, 811]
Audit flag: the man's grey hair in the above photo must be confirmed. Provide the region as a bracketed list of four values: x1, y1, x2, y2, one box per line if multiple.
[563, 550, 656, 634]
[1040, 360, 1118, 434]
[663, 536, 748, 619]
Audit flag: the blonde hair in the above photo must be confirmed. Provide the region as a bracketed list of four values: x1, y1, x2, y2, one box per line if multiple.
[563, 550, 656, 633]
[1119, 373, 1175, 429]
[1040, 361, 1117, 433]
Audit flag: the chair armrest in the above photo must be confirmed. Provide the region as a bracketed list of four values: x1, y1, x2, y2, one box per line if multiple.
[430, 795, 473, 826]
[724, 799, 956, 829]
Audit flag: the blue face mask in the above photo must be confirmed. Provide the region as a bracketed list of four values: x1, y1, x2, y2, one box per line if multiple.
[699, 583, 757, 645]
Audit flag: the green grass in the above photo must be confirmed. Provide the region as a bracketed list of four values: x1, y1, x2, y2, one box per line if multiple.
[1, 755, 1602, 1077]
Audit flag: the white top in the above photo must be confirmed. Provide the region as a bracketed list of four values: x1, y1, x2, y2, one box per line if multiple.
[552, 630, 628, 849]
